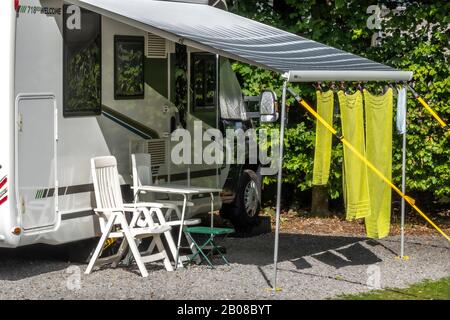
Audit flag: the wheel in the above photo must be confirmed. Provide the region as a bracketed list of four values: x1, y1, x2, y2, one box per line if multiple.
[221, 169, 261, 231]
[65, 238, 98, 263]
[65, 237, 124, 264]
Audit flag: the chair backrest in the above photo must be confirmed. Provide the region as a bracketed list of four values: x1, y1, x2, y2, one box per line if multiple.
[91, 156, 124, 213]
[131, 153, 155, 201]
[131, 153, 154, 187]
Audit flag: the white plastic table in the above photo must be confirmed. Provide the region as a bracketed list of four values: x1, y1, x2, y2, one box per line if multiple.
[133, 184, 222, 269]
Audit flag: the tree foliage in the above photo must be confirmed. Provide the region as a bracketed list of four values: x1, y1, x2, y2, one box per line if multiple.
[230, 0, 450, 202]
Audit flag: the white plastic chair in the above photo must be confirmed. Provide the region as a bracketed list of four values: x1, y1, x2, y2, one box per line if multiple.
[131, 153, 201, 263]
[86, 156, 173, 278]
[131, 153, 202, 225]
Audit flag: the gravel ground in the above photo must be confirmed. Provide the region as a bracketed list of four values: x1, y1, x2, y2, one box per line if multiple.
[0, 233, 448, 300]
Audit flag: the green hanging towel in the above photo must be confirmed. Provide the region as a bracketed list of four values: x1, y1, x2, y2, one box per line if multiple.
[313, 90, 334, 186]
[364, 88, 393, 239]
[338, 91, 371, 221]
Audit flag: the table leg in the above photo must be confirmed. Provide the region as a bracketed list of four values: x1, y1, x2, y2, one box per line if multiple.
[122, 191, 141, 266]
[174, 194, 188, 270]
[210, 193, 214, 238]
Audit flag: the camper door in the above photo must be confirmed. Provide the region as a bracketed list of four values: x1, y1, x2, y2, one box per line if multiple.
[16, 94, 58, 231]
[187, 50, 220, 188]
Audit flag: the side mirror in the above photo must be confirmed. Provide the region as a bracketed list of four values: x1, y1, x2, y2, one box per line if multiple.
[259, 90, 279, 123]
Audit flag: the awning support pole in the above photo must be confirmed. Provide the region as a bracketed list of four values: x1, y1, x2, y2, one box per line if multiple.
[273, 79, 288, 292]
[400, 123, 407, 259]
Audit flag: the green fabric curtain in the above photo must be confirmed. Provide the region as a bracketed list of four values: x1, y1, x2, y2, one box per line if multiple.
[313, 90, 334, 186]
[364, 88, 394, 239]
[338, 91, 372, 221]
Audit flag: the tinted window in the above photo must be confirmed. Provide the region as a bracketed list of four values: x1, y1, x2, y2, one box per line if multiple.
[191, 53, 217, 127]
[192, 54, 216, 108]
[63, 6, 101, 117]
[114, 36, 145, 100]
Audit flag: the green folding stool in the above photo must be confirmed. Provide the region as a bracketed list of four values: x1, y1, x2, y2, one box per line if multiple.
[185, 226, 235, 268]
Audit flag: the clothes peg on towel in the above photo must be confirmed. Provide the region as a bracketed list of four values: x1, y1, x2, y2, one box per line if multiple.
[313, 82, 323, 92]
[330, 82, 337, 92]
[356, 82, 364, 93]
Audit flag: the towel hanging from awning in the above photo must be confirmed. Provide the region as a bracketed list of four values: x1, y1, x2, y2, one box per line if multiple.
[364, 88, 394, 239]
[338, 91, 372, 221]
[312, 90, 334, 186]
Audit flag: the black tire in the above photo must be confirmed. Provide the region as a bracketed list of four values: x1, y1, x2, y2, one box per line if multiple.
[65, 238, 124, 264]
[221, 169, 261, 231]
[65, 238, 98, 263]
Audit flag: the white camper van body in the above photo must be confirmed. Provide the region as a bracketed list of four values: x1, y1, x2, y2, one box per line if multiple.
[0, 0, 18, 247]
[0, 0, 259, 248]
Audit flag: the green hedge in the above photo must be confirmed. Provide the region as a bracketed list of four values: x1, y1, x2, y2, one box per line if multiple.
[231, 0, 450, 201]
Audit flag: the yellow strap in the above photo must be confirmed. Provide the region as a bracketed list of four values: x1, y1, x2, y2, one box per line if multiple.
[289, 90, 450, 242]
[417, 97, 449, 129]
[408, 86, 449, 131]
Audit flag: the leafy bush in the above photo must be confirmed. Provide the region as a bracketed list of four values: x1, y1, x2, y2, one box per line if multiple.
[230, 0, 450, 201]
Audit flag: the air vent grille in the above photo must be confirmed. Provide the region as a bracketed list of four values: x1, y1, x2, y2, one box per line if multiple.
[146, 139, 166, 167]
[146, 33, 167, 58]
[129, 139, 167, 170]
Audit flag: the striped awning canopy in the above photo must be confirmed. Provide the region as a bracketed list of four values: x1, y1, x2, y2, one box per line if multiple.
[67, 0, 413, 82]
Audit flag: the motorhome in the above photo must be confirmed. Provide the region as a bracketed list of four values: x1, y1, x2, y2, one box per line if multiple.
[0, 0, 264, 249]
[2, 0, 411, 251]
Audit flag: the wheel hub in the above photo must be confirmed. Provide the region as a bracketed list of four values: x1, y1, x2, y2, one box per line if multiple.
[244, 181, 258, 218]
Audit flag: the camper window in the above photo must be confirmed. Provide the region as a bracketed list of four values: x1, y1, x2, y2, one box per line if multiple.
[114, 36, 145, 100]
[63, 6, 102, 117]
[191, 53, 217, 127]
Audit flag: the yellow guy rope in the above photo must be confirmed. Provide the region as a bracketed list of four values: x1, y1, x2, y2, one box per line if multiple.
[407, 85, 450, 131]
[286, 88, 450, 242]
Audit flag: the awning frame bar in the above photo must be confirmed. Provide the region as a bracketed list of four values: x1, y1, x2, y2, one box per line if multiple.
[287, 70, 413, 82]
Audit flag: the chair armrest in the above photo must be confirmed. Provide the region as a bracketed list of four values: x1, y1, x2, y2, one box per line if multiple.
[94, 208, 123, 213]
[162, 200, 194, 207]
[124, 202, 165, 209]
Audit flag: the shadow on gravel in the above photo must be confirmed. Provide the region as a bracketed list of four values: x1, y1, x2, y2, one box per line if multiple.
[0, 234, 388, 282]
[312, 243, 382, 268]
[226, 233, 384, 268]
[0, 244, 76, 281]
[221, 233, 387, 289]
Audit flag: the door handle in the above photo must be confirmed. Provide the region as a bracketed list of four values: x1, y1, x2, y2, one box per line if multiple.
[18, 113, 23, 132]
